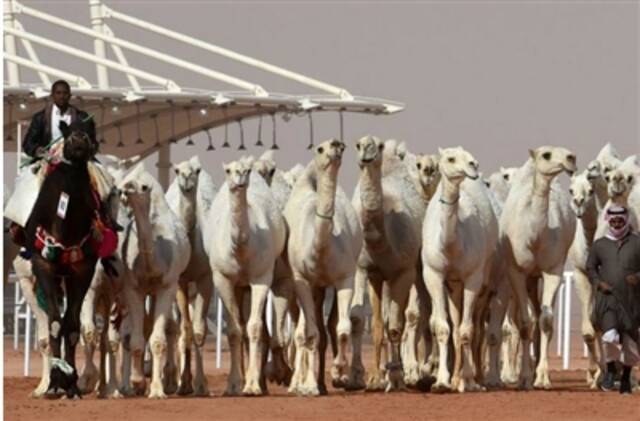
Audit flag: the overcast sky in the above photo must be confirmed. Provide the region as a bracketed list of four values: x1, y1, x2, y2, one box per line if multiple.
[4, 0, 639, 190]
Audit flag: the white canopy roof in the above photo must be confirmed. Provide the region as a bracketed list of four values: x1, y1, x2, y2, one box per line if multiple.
[3, 0, 404, 161]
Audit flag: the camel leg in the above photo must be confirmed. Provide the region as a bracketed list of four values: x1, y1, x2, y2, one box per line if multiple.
[267, 262, 294, 386]
[507, 266, 534, 390]
[175, 280, 194, 395]
[403, 283, 421, 386]
[243, 277, 271, 396]
[447, 280, 463, 392]
[313, 287, 329, 396]
[19, 276, 52, 398]
[148, 285, 177, 399]
[574, 268, 601, 388]
[104, 313, 122, 399]
[534, 268, 563, 390]
[424, 266, 451, 392]
[366, 274, 386, 391]
[78, 280, 99, 394]
[485, 284, 508, 389]
[123, 287, 146, 396]
[163, 316, 179, 395]
[500, 300, 519, 384]
[213, 272, 244, 396]
[192, 275, 212, 396]
[456, 270, 486, 393]
[288, 277, 320, 396]
[331, 278, 354, 393]
[118, 313, 134, 396]
[345, 267, 366, 390]
[385, 270, 413, 392]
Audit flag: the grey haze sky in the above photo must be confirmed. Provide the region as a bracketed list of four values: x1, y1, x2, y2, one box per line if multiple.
[4, 0, 640, 189]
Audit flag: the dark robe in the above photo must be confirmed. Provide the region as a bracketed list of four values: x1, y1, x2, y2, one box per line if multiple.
[587, 231, 640, 340]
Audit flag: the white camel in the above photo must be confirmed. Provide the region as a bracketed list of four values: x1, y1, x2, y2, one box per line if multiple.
[568, 170, 603, 389]
[203, 156, 286, 395]
[596, 155, 640, 239]
[350, 137, 425, 392]
[484, 167, 518, 204]
[118, 164, 190, 399]
[165, 155, 217, 396]
[501, 146, 577, 390]
[284, 139, 362, 396]
[422, 147, 498, 393]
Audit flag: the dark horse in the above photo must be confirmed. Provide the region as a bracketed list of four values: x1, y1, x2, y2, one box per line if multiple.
[24, 120, 100, 398]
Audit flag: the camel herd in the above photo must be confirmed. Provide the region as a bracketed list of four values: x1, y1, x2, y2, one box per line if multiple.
[5, 138, 640, 398]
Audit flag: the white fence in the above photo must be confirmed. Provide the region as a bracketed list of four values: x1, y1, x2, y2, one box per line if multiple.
[9, 272, 579, 376]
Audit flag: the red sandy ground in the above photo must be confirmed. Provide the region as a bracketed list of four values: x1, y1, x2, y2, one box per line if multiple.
[4, 339, 640, 421]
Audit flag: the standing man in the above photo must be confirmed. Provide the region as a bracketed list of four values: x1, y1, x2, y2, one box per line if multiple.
[587, 205, 640, 395]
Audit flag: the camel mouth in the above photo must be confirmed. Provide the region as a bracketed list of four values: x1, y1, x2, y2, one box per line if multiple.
[359, 157, 375, 164]
[465, 173, 479, 180]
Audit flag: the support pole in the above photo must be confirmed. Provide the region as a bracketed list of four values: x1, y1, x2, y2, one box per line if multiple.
[562, 273, 573, 370]
[89, 0, 110, 89]
[556, 283, 564, 357]
[156, 143, 171, 190]
[24, 304, 31, 377]
[4, 0, 21, 86]
[216, 295, 223, 369]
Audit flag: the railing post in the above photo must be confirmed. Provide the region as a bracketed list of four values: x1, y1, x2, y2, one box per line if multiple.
[562, 273, 573, 370]
[89, 0, 109, 88]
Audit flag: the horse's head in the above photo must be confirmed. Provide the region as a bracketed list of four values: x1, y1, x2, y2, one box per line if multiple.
[61, 120, 97, 164]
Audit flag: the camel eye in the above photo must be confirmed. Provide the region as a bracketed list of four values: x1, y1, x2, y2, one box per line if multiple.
[195, 168, 201, 175]
[141, 185, 149, 192]
[225, 168, 231, 175]
[605, 175, 610, 182]
[542, 152, 552, 160]
[503, 174, 509, 180]
[378, 143, 384, 151]
[447, 157, 455, 163]
[355, 144, 361, 151]
[269, 168, 276, 177]
[416, 163, 422, 170]
[628, 175, 634, 183]
[569, 188, 574, 195]
[588, 189, 594, 195]
[484, 180, 491, 188]
[174, 168, 180, 175]
[317, 146, 324, 154]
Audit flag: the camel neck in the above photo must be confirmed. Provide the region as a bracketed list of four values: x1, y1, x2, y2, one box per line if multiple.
[130, 198, 155, 268]
[440, 177, 461, 248]
[313, 166, 339, 252]
[229, 188, 250, 248]
[532, 171, 553, 217]
[359, 164, 387, 250]
[178, 189, 197, 233]
[593, 178, 609, 211]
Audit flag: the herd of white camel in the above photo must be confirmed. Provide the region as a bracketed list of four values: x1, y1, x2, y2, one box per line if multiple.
[4, 137, 640, 399]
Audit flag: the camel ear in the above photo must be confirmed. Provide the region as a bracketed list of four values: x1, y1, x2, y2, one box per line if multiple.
[528, 149, 536, 159]
[172, 164, 179, 175]
[500, 166, 506, 172]
[59, 121, 71, 138]
[189, 155, 202, 170]
[243, 156, 256, 167]
[438, 147, 445, 156]
[121, 154, 141, 169]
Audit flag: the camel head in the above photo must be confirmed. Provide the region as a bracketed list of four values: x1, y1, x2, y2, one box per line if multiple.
[223, 157, 253, 192]
[586, 159, 603, 181]
[283, 163, 305, 188]
[253, 150, 277, 185]
[605, 165, 636, 201]
[437, 147, 479, 183]
[314, 138, 345, 172]
[173, 159, 200, 194]
[415, 154, 440, 190]
[61, 120, 97, 164]
[118, 163, 153, 217]
[528, 146, 577, 177]
[569, 171, 595, 218]
[596, 142, 622, 174]
[355, 136, 384, 168]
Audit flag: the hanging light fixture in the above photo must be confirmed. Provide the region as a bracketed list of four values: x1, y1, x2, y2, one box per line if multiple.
[5, 101, 13, 142]
[135, 101, 144, 144]
[204, 127, 215, 151]
[237, 119, 246, 150]
[270, 112, 279, 150]
[185, 107, 194, 146]
[115, 122, 124, 148]
[255, 114, 264, 147]
[306, 111, 314, 150]
[18, 99, 27, 111]
[221, 106, 230, 148]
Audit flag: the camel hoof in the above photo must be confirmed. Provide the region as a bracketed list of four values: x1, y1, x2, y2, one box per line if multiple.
[177, 382, 194, 396]
[365, 373, 387, 392]
[484, 379, 505, 390]
[431, 382, 451, 394]
[242, 381, 263, 396]
[193, 383, 210, 397]
[288, 384, 320, 397]
[148, 390, 168, 399]
[132, 380, 147, 396]
[223, 383, 243, 397]
[331, 378, 346, 389]
[517, 379, 534, 391]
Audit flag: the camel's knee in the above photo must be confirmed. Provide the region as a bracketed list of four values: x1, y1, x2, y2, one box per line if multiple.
[405, 309, 419, 329]
[227, 325, 243, 346]
[246, 320, 263, 342]
[336, 318, 351, 338]
[150, 337, 167, 356]
[539, 306, 553, 333]
[459, 323, 474, 345]
[50, 320, 62, 339]
[129, 334, 145, 352]
[350, 305, 364, 334]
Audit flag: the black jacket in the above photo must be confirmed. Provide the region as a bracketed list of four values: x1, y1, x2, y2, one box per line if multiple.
[22, 103, 96, 157]
[587, 232, 640, 339]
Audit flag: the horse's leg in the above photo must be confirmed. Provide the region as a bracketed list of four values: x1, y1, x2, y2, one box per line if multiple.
[61, 264, 94, 398]
[19, 275, 51, 398]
